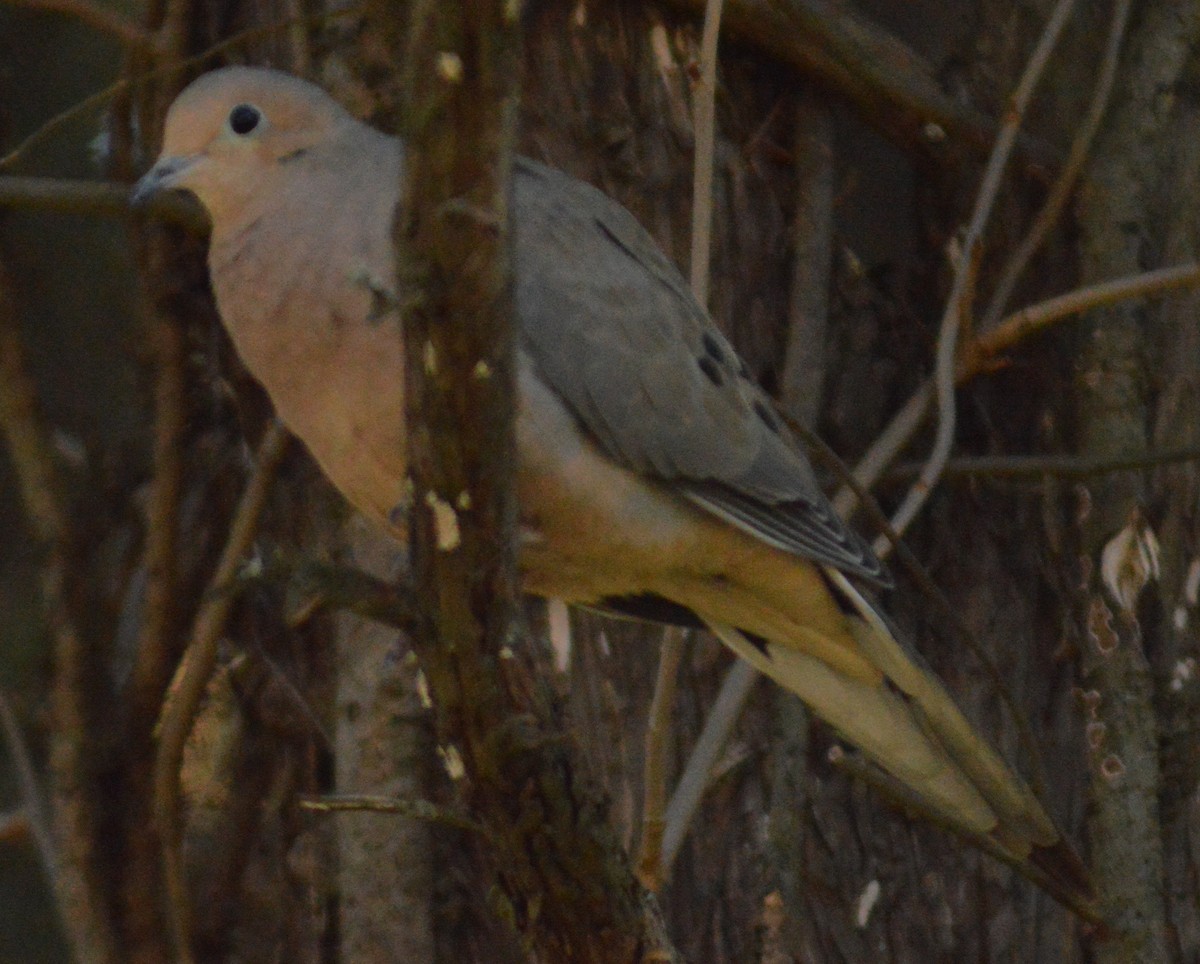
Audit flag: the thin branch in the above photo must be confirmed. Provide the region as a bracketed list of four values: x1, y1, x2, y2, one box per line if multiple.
[833, 260, 1200, 522]
[0, 261, 117, 964]
[128, 289, 186, 730]
[832, 380, 932, 518]
[153, 420, 290, 964]
[0, 264, 67, 542]
[0, 83, 131, 174]
[883, 0, 1078, 549]
[888, 446, 1200, 482]
[687, 0, 724, 305]
[155, 0, 191, 72]
[638, 0, 727, 887]
[299, 794, 489, 837]
[0, 0, 150, 47]
[115, 222, 193, 963]
[0, 689, 60, 907]
[661, 659, 759, 869]
[0, 4, 364, 174]
[980, 0, 1133, 331]
[779, 92, 835, 427]
[659, 0, 1061, 179]
[635, 628, 686, 891]
[0, 176, 208, 230]
[972, 262, 1200, 363]
[250, 556, 420, 633]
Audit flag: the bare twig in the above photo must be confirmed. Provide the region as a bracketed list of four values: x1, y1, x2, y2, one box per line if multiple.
[0, 0, 150, 46]
[246, 555, 420, 632]
[832, 380, 933, 518]
[0, 689, 59, 905]
[641, 0, 725, 886]
[0, 268, 67, 542]
[128, 297, 186, 730]
[980, 0, 1133, 331]
[0, 83, 131, 174]
[687, 0, 725, 305]
[155, 0, 191, 71]
[0, 176, 207, 229]
[779, 92, 835, 428]
[883, 0, 1078, 549]
[661, 659, 759, 869]
[283, 0, 312, 75]
[153, 420, 290, 964]
[0, 4, 364, 173]
[635, 628, 686, 890]
[299, 794, 489, 836]
[659, 0, 1061, 178]
[116, 242, 190, 961]
[888, 447, 1200, 482]
[973, 262, 1200, 363]
[0, 262, 118, 964]
[832, 260, 1200, 521]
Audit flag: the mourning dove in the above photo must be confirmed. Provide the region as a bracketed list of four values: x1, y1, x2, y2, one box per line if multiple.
[134, 67, 1092, 910]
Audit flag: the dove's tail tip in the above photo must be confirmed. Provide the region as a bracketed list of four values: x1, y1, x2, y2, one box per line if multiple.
[1026, 837, 1106, 927]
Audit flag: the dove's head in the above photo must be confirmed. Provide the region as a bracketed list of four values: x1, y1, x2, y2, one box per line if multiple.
[134, 67, 357, 224]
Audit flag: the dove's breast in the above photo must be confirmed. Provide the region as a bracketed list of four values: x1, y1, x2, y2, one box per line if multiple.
[210, 216, 411, 528]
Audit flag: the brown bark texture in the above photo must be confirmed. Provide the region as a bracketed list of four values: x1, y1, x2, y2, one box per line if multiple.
[1, 0, 1200, 962]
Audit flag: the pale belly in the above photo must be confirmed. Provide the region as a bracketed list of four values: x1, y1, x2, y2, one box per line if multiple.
[274, 346, 715, 605]
[257, 338, 867, 676]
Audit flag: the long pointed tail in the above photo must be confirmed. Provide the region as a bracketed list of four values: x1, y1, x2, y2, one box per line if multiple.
[705, 570, 1097, 920]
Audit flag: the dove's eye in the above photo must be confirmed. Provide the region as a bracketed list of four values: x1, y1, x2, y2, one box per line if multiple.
[228, 104, 262, 136]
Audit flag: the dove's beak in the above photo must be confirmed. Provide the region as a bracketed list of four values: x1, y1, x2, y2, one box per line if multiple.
[131, 155, 196, 207]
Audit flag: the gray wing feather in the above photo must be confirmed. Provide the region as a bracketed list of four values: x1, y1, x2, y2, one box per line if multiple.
[513, 159, 886, 584]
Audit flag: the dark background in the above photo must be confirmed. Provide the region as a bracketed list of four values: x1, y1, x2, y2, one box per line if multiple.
[1, 1, 1195, 961]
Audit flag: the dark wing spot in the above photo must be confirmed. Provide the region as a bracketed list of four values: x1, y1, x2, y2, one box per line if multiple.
[701, 332, 726, 363]
[753, 399, 781, 433]
[698, 355, 724, 386]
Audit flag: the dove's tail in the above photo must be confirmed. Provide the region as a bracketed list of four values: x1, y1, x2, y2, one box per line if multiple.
[704, 567, 1098, 923]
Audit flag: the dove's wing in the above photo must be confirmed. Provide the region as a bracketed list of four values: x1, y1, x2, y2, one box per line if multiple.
[512, 159, 887, 585]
